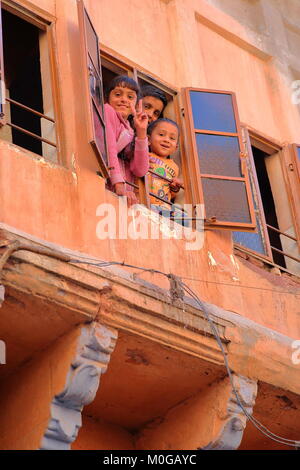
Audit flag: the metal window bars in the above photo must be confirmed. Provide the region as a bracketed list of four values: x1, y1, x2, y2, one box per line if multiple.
[4, 97, 57, 148]
[266, 223, 300, 265]
[126, 171, 191, 223]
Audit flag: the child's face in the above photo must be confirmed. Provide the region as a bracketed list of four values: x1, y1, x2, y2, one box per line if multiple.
[142, 96, 164, 123]
[148, 121, 178, 157]
[109, 85, 137, 119]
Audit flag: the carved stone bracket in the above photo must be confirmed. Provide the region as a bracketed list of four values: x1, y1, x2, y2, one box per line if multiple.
[202, 374, 258, 450]
[40, 322, 118, 450]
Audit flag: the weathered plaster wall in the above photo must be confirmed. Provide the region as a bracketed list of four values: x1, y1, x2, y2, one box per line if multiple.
[205, 0, 300, 136]
[0, 0, 299, 351]
[0, 327, 81, 449]
[72, 415, 135, 450]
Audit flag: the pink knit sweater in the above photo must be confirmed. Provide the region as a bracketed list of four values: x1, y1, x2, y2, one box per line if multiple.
[104, 103, 149, 189]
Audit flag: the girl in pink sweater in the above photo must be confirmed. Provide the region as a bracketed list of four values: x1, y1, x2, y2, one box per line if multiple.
[104, 75, 149, 205]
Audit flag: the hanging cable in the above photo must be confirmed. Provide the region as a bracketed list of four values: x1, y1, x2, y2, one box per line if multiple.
[67, 257, 300, 448]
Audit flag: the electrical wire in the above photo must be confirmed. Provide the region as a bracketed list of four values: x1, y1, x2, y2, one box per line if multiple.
[67, 257, 300, 448]
[181, 281, 300, 448]
[69, 258, 300, 296]
[180, 275, 300, 296]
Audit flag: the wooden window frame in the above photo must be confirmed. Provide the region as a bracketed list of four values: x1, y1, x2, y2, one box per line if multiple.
[234, 128, 278, 262]
[183, 87, 256, 230]
[291, 143, 300, 181]
[281, 143, 300, 247]
[235, 128, 300, 270]
[99, 50, 191, 211]
[78, 0, 108, 178]
[0, 0, 65, 163]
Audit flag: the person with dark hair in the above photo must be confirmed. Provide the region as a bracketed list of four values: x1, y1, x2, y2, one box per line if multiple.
[104, 75, 148, 205]
[141, 85, 168, 123]
[147, 118, 187, 225]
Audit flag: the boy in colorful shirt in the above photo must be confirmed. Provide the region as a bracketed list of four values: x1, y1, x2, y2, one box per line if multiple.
[147, 118, 186, 225]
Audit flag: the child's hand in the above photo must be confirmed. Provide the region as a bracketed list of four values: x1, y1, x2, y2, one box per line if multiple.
[114, 182, 126, 197]
[169, 177, 183, 193]
[114, 183, 138, 206]
[126, 191, 138, 206]
[131, 100, 148, 139]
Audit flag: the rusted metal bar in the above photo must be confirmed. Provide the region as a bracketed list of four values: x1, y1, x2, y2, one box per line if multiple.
[270, 246, 300, 264]
[267, 224, 298, 242]
[6, 122, 57, 147]
[148, 169, 185, 189]
[6, 98, 55, 123]
[125, 181, 139, 190]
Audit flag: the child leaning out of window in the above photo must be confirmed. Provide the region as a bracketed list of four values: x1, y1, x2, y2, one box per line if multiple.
[104, 75, 149, 206]
[147, 118, 187, 226]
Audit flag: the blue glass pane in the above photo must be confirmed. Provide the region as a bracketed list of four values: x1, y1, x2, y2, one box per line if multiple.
[190, 91, 237, 133]
[233, 216, 267, 255]
[233, 156, 267, 255]
[297, 146, 300, 161]
[196, 134, 241, 177]
[202, 178, 251, 223]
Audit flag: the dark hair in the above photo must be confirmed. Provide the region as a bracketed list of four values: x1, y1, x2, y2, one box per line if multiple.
[104, 75, 140, 102]
[147, 118, 180, 138]
[141, 85, 168, 113]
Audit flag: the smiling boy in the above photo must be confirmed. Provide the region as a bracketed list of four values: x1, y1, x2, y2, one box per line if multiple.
[147, 119, 185, 224]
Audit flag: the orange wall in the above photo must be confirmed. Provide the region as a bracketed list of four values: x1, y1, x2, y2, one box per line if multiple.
[0, 327, 81, 450]
[73, 415, 135, 450]
[0, 0, 300, 343]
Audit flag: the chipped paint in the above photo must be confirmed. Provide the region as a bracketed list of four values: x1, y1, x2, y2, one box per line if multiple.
[230, 254, 240, 270]
[71, 153, 78, 183]
[208, 251, 217, 266]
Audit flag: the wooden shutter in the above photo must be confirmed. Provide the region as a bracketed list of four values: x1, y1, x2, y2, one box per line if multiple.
[183, 88, 256, 230]
[233, 129, 272, 258]
[293, 144, 300, 178]
[0, 2, 5, 125]
[77, 0, 108, 178]
[281, 144, 300, 246]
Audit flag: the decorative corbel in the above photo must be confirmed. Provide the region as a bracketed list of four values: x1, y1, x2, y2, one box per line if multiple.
[201, 374, 257, 450]
[40, 323, 118, 450]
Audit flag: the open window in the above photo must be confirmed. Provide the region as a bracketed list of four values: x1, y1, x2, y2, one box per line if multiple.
[78, 0, 108, 178]
[99, 51, 188, 219]
[101, 52, 134, 92]
[136, 71, 188, 216]
[0, 1, 59, 161]
[183, 88, 256, 230]
[233, 131, 300, 275]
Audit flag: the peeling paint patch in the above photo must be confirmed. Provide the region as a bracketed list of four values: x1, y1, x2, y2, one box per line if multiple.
[208, 251, 217, 266]
[71, 153, 78, 183]
[230, 254, 240, 270]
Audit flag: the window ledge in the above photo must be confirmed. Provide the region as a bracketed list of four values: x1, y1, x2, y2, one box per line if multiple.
[234, 245, 300, 282]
